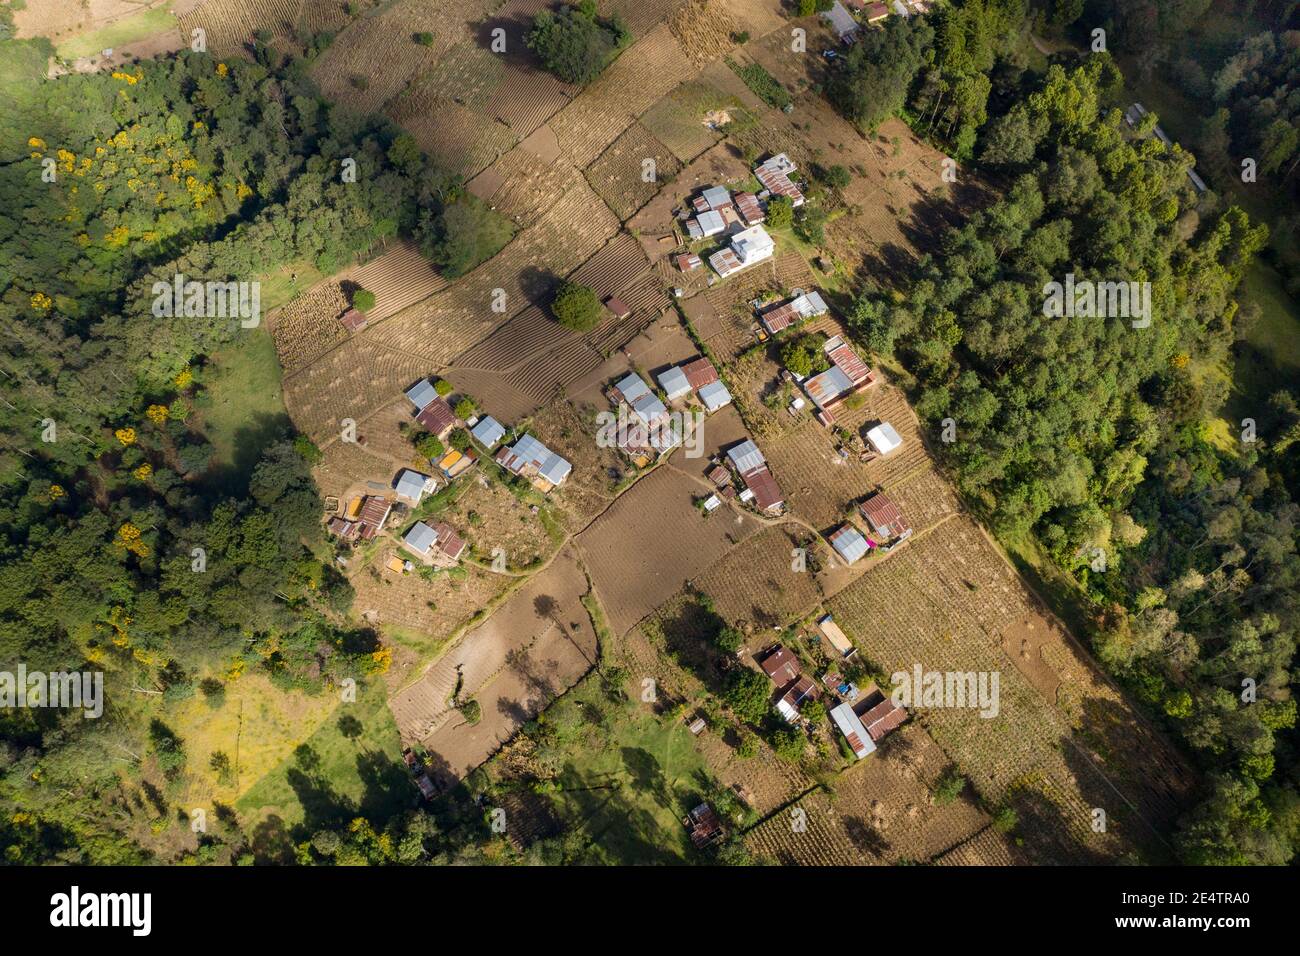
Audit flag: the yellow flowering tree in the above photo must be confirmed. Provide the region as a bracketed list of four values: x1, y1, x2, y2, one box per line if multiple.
[145, 404, 169, 425]
[133, 463, 153, 481]
[114, 427, 136, 446]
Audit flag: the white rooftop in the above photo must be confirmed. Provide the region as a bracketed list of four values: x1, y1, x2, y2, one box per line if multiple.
[866, 422, 903, 455]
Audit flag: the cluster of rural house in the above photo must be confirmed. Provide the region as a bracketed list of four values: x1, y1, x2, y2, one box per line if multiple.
[828, 488, 914, 567]
[678, 154, 808, 281]
[605, 356, 732, 466]
[824, 0, 934, 43]
[760, 616, 909, 759]
[326, 376, 571, 575]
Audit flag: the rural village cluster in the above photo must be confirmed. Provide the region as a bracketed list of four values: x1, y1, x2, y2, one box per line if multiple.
[5, 0, 1292, 893]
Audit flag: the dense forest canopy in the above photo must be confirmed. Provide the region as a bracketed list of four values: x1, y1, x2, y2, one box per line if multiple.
[845, 44, 1298, 862]
[0, 39, 512, 863]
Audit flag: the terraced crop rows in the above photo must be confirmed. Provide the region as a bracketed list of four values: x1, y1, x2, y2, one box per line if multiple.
[179, 0, 302, 57]
[272, 281, 350, 373]
[606, 0, 687, 37]
[441, 367, 542, 424]
[668, 0, 737, 67]
[576, 466, 761, 636]
[548, 24, 689, 168]
[452, 306, 573, 372]
[470, 147, 581, 226]
[584, 122, 683, 221]
[310, 0, 465, 115]
[387, 93, 517, 180]
[568, 232, 651, 297]
[745, 790, 861, 866]
[485, 69, 575, 138]
[367, 181, 621, 363]
[694, 526, 821, 628]
[344, 240, 447, 321]
[639, 79, 733, 163]
[282, 336, 434, 443]
[513, 339, 603, 404]
[824, 522, 1150, 859]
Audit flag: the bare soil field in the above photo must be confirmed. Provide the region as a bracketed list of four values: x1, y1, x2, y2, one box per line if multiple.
[584, 122, 683, 222]
[389, 548, 596, 777]
[576, 466, 761, 636]
[693, 525, 821, 629]
[386, 85, 519, 180]
[824, 517, 1192, 861]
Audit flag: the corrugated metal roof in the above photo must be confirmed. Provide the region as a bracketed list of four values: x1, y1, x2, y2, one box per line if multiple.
[415, 398, 457, 435]
[394, 469, 431, 501]
[744, 466, 783, 511]
[859, 492, 910, 536]
[682, 357, 718, 389]
[830, 524, 869, 564]
[727, 439, 766, 476]
[405, 379, 438, 410]
[404, 521, 437, 554]
[538, 452, 571, 486]
[804, 365, 855, 408]
[866, 422, 903, 454]
[615, 373, 651, 405]
[471, 415, 506, 448]
[698, 380, 732, 412]
[702, 185, 731, 209]
[658, 366, 691, 399]
[828, 342, 871, 384]
[817, 614, 855, 655]
[831, 702, 877, 758]
[696, 210, 725, 235]
[862, 698, 908, 742]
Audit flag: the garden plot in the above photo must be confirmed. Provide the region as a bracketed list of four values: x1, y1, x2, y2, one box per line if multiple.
[825, 519, 1187, 861]
[271, 281, 350, 373]
[280, 335, 434, 443]
[548, 23, 689, 168]
[576, 466, 762, 636]
[351, 554, 508, 657]
[439, 474, 561, 572]
[342, 395, 426, 471]
[694, 526, 822, 629]
[178, 0, 301, 57]
[584, 122, 683, 221]
[745, 789, 861, 865]
[389, 549, 595, 761]
[366, 180, 621, 363]
[341, 240, 447, 321]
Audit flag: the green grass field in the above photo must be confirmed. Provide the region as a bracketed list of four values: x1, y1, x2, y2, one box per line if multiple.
[236, 679, 408, 832]
[54, 8, 177, 60]
[194, 327, 290, 492]
[526, 678, 711, 863]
